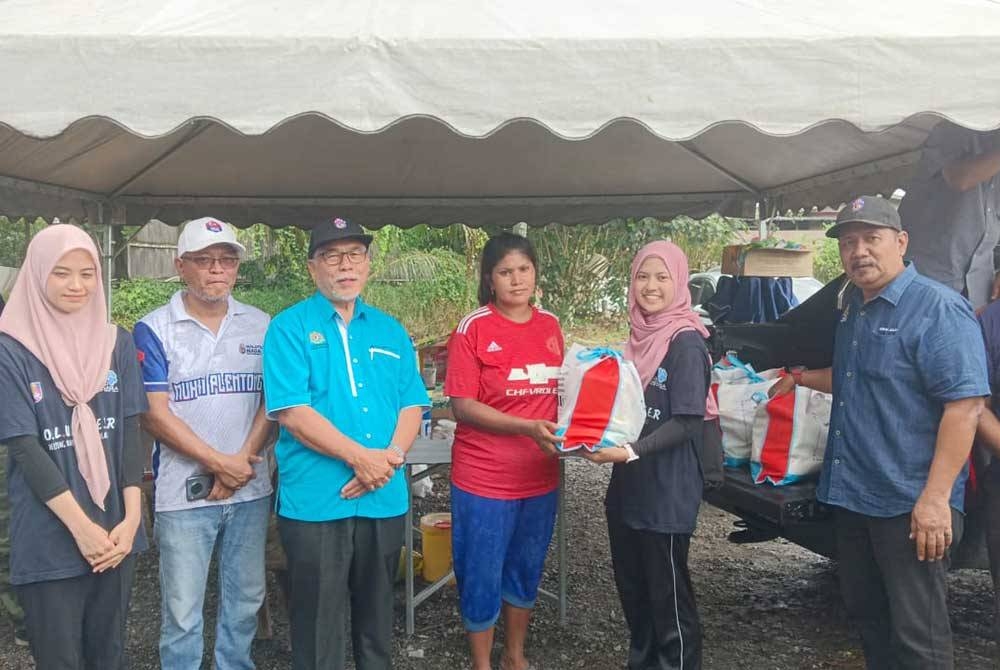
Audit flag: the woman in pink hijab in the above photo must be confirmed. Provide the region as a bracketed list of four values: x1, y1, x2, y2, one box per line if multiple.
[582, 240, 714, 670]
[0, 224, 148, 669]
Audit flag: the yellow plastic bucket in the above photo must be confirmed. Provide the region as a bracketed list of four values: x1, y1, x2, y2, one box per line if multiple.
[420, 512, 453, 582]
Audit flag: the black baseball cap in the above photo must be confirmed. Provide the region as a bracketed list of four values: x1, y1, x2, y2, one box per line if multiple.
[308, 217, 373, 258]
[826, 195, 902, 238]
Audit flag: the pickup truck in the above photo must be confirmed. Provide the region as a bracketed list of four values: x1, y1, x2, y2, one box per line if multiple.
[704, 275, 989, 569]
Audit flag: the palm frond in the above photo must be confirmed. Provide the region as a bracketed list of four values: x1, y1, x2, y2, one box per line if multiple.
[372, 251, 461, 283]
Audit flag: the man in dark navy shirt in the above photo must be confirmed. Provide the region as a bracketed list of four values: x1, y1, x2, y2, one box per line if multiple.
[771, 196, 989, 669]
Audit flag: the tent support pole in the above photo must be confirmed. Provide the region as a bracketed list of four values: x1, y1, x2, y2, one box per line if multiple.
[763, 149, 921, 200]
[0, 173, 104, 202]
[676, 141, 761, 198]
[98, 202, 113, 316]
[107, 121, 212, 199]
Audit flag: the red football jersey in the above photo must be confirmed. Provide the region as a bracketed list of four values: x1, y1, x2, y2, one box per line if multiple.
[445, 304, 564, 499]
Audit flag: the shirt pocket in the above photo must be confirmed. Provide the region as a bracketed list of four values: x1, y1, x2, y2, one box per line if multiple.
[859, 327, 915, 382]
[368, 345, 403, 378]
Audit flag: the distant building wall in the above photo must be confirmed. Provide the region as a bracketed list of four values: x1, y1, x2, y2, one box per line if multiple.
[125, 220, 179, 279]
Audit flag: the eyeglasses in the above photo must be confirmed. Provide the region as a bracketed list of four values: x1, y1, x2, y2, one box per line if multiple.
[316, 249, 368, 266]
[183, 255, 240, 270]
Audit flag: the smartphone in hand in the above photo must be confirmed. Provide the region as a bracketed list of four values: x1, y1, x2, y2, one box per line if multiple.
[185, 473, 215, 502]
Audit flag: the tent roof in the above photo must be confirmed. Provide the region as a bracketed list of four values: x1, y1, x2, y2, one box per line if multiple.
[1, 0, 999, 228]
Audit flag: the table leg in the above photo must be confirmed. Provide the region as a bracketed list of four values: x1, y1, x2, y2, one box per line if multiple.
[405, 464, 415, 636]
[557, 458, 567, 626]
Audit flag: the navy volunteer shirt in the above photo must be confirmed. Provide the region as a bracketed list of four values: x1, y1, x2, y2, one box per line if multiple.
[605, 331, 709, 534]
[0, 329, 149, 585]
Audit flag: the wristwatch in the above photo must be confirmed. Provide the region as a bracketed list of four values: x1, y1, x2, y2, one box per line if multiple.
[387, 443, 406, 467]
[622, 443, 640, 463]
[785, 366, 806, 386]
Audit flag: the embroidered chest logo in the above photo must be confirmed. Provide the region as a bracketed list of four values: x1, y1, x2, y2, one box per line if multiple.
[877, 326, 899, 335]
[30, 382, 43, 403]
[309, 331, 326, 345]
[239, 342, 263, 356]
[651, 367, 668, 390]
[103, 370, 119, 393]
[486, 341, 503, 353]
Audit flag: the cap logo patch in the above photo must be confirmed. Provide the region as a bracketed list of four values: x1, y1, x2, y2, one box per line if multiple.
[205, 219, 223, 233]
[850, 198, 865, 212]
[333, 218, 347, 229]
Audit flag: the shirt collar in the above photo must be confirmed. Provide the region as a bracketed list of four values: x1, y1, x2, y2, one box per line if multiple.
[168, 290, 244, 323]
[309, 291, 369, 322]
[870, 262, 917, 306]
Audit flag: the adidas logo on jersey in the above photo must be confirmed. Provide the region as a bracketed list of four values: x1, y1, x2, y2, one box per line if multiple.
[486, 341, 503, 353]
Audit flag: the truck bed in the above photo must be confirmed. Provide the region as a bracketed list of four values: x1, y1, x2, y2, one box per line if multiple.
[704, 467, 836, 559]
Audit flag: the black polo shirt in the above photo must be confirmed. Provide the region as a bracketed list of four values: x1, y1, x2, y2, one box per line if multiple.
[605, 330, 708, 534]
[0, 329, 148, 585]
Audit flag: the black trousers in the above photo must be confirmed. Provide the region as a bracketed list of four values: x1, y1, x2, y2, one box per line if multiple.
[607, 513, 702, 670]
[278, 514, 404, 670]
[980, 461, 1000, 646]
[834, 507, 962, 670]
[15, 554, 137, 670]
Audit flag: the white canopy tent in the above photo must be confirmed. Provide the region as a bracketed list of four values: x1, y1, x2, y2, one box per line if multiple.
[3, 0, 1000, 633]
[1, 0, 999, 232]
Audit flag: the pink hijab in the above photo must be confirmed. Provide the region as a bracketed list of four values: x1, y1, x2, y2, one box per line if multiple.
[625, 241, 718, 420]
[0, 225, 118, 510]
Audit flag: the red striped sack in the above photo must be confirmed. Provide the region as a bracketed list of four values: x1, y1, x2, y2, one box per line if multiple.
[750, 377, 831, 486]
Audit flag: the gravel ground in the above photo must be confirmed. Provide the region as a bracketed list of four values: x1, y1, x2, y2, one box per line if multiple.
[1, 459, 996, 669]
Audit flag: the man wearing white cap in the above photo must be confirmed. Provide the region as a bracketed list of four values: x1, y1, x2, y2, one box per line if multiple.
[134, 217, 273, 670]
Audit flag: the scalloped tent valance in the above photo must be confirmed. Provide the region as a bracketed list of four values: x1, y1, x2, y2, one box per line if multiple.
[1, 0, 998, 228]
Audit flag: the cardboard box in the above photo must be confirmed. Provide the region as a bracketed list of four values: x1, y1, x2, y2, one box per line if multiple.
[721, 245, 814, 278]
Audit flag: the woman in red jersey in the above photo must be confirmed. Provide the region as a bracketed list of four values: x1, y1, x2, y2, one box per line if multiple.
[445, 233, 564, 670]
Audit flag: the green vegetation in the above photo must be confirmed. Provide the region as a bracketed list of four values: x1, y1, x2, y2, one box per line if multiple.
[0, 217, 47, 267]
[3, 215, 845, 340]
[811, 232, 844, 284]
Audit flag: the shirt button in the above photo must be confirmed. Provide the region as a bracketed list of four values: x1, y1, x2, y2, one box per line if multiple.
[833, 458, 841, 465]
[859, 311, 866, 317]
[365, 433, 372, 439]
[358, 383, 364, 388]
[352, 358, 358, 363]
[852, 340, 858, 347]
[362, 407, 369, 413]
[835, 430, 841, 437]
[846, 371, 853, 378]
[839, 401, 844, 407]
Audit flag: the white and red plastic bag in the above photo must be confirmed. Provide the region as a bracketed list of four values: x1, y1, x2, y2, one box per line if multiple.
[711, 355, 779, 467]
[750, 379, 831, 485]
[556, 344, 646, 452]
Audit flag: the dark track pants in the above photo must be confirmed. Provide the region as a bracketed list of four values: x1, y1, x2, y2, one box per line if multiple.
[607, 514, 702, 670]
[16, 554, 137, 670]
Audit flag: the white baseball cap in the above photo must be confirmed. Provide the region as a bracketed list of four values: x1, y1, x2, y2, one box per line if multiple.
[176, 217, 246, 258]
